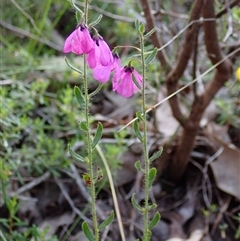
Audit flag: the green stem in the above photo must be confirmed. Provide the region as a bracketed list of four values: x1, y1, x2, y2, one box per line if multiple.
[83, 54, 99, 240]
[82, 1, 98, 240]
[139, 32, 150, 241]
[84, 0, 89, 24]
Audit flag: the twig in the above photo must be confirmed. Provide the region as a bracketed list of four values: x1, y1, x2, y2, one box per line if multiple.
[0, 20, 62, 51]
[9, 0, 42, 35]
[223, 0, 233, 42]
[166, 0, 204, 127]
[215, 0, 240, 18]
[10, 171, 50, 197]
[55, 176, 92, 224]
[76, 0, 136, 23]
[140, 0, 171, 72]
[156, 9, 189, 19]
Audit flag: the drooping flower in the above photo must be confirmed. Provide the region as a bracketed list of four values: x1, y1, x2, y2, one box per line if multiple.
[93, 53, 120, 83]
[87, 36, 113, 69]
[63, 25, 94, 55]
[113, 66, 143, 98]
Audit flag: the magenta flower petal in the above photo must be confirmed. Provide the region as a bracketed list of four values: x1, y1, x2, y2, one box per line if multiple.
[86, 37, 113, 69]
[87, 47, 98, 69]
[78, 27, 94, 53]
[93, 64, 112, 83]
[113, 66, 143, 98]
[116, 71, 135, 98]
[63, 25, 94, 55]
[97, 39, 113, 66]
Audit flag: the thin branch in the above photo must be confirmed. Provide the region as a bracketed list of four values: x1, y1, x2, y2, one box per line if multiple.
[166, 0, 204, 127]
[223, 0, 233, 42]
[10, 171, 50, 197]
[140, 0, 171, 72]
[55, 176, 92, 223]
[215, 0, 240, 18]
[0, 20, 62, 51]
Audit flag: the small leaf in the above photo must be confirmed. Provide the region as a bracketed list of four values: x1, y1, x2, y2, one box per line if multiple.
[145, 48, 158, 65]
[65, 57, 83, 74]
[149, 212, 160, 229]
[74, 86, 85, 109]
[144, 28, 156, 38]
[99, 211, 114, 230]
[68, 144, 85, 162]
[70, 0, 83, 14]
[82, 221, 95, 241]
[89, 14, 103, 27]
[135, 19, 140, 31]
[149, 147, 163, 163]
[148, 203, 157, 211]
[139, 23, 145, 33]
[135, 160, 143, 172]
[75, 11, 81, 23]
[132, 74, 142, 90]
[131, 193, 142, 212]
[136, 111, 144, 121]
[92, 122, 103, 149]
[148, 167, 157, 188]
[80, 122, 89, 132]
[134, 120, 142, 142]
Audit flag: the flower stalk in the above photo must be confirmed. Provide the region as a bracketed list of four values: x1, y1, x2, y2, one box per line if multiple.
[139, 27, 150, 241]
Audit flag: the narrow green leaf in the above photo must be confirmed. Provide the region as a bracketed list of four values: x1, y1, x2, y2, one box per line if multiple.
[65, 57, 83, 74]
[82, 221, 95, 241]
[135, 160, 143, 172]
[139, 23, 145, 33]
[149, 212, 160, 229]
[148, 203, 157, 211]
[99, 211, 114, 230]
[145, 48, 158, 65]
[131, 193, 142, 212]
[134, 120, 142, 142]
[70, 0, 83, 14]
[89, 14, 103, 27]
[135, 19, 140, 31]
[92, 122, 103, 149]
[136, 111, 144, 121]
[148, 167, 157, 188]
[132, 74, 142, 90]
[68, 144, 85, 162]
[144, 28, 156, 38]
[149, 147, 163, 163]
[74, 86, 85, 109]
[80, 122, 89, 132]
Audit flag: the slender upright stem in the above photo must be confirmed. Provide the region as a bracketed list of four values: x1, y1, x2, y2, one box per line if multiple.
[84, 0, 89, 23]
[139, 32, 150, 241]
[82, 1, 99, 240]
[83, 54, 99, 240]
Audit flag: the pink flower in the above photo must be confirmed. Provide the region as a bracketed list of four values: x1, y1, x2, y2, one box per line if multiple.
[63, 25, 94, 55]
[93, 53, 120, 83]
[113, 66, 143, 98]
[87, 37, 113, 69]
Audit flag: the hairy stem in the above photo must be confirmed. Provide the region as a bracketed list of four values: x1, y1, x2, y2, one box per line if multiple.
[139, 30, 150, 241]
[83, 1, 99, 239]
